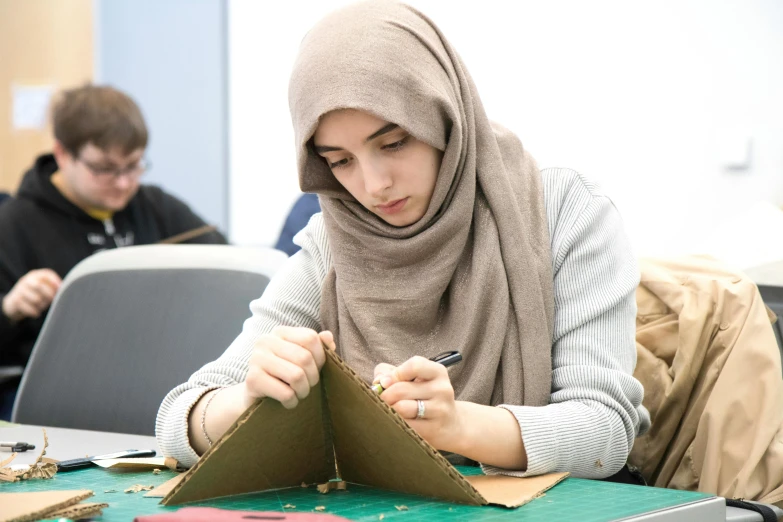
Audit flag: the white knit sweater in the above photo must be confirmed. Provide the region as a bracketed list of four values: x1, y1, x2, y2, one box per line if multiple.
[155, 168, 651, 477]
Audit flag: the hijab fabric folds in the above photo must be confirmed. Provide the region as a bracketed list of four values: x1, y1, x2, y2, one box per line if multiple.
[288, 0, 554, 408]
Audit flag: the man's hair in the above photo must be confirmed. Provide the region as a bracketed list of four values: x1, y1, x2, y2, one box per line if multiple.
[52, 84, 148, 156]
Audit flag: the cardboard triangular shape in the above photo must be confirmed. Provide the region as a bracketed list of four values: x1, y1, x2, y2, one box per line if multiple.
[163, 379, 332, 505]
[0, 490, 93, 522]
[163, 349, 569, 508]
[322, 350, 484, 504]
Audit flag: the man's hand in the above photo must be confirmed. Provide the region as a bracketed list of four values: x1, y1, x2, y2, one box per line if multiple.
[1, 269, 62, 323]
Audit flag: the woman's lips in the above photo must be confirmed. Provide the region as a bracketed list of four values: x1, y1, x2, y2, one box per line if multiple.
[376, 197, 409, 215]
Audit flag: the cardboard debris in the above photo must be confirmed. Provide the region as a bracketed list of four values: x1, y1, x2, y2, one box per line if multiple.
[125, 484, 155, 494]
[0, 429, 57, 483]
[162, 350, 569, 508]
[144, 473, 187, 498]
[317, 480, 347, 494]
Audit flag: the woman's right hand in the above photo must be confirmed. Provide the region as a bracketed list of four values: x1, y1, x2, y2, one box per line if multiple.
[243, 326, 335, 409]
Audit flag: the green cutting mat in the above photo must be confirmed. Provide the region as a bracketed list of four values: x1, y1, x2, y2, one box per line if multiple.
[1, 466, 711, 521]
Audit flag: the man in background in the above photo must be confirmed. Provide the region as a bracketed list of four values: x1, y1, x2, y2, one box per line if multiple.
[0, 85, 227, 419]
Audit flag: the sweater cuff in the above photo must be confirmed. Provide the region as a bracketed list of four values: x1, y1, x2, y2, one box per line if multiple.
[155, 386, 218, 469]
[480, 405, 558, 478]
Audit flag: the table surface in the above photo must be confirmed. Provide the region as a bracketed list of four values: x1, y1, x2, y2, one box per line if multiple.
[0, 424, 735, 522]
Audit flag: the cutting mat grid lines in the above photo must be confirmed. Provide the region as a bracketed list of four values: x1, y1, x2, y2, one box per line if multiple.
[0, 466, 711, 521]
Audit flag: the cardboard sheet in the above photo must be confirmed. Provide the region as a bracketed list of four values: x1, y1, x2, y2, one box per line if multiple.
[93, 457, 178, 470]
[465, 472, 570, 508]
[163, 350, 568, 508]
[0, 490, 93, 522]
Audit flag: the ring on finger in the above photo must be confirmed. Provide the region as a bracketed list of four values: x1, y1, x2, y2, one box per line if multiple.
[416, 399, 426, 420]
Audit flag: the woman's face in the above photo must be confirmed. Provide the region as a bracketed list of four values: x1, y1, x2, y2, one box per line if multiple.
[313, 109, 443, 227]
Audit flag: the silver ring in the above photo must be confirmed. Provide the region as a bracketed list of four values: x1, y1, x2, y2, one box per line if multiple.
[416, 400, 426, 420]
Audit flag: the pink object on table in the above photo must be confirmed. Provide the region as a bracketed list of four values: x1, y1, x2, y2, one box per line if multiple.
[134, 508, 351, 522]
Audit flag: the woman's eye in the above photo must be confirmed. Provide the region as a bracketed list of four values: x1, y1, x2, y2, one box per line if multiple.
[382, 135, 410, 151]
[329, 158, 350, 169]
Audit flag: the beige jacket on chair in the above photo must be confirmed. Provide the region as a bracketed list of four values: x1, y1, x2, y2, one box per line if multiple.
[630, 256, 783, 505]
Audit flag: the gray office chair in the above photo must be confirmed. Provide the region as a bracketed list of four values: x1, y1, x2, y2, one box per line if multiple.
[11, 244, 288, 435]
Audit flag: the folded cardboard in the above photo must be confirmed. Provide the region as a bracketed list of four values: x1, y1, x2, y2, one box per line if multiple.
[163, 349, 568, 508]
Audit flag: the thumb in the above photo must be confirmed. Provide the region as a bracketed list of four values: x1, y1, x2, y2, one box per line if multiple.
[318, 330, 336, 352]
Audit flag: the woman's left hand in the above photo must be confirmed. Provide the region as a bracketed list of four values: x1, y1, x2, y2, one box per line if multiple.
[373, 356, 464, 453]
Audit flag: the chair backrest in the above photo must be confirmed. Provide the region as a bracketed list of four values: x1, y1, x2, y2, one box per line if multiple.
[11, 244, 288, 435]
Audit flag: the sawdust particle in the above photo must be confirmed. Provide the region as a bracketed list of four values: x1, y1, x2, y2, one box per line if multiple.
[395, 505, 408, 511]
[315, 506, 326, 512]
[104, 489, 117, 493]
[283, 504, 296, 509]
[152, 468, 162, 475]
[379, 516, 384, 521]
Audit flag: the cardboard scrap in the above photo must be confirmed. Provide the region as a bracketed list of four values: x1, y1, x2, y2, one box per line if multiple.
[464, 473, 569, 508]
[162, 350, 570, 508]
[144, 473, 187, 498]
[0, 429, 57, 483]
[125, 484, 155, 494]
[317, 480, 347, 494]
[0, 490, 94, 522]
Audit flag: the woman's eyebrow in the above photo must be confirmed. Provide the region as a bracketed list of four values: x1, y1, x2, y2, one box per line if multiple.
[364, 123, 398, 142]
[313, 123, 400, 154]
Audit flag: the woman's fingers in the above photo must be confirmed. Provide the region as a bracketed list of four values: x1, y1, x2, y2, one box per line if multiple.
[245, 367, 300, 409]
[373, 363, 396, 383]
[274, 326, 327, 369]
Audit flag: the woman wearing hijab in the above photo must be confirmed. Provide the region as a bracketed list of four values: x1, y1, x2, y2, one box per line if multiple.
[157, 0, 650, 479]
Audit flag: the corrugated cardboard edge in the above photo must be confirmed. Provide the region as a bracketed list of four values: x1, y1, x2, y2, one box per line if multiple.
[145, 473, 186, 498]
[161, 383, 330, 505]
[1, 490, 93, 522]
[47, 502, 109, 519]
[465, 472, 570, 508]
[324, 350, 486, 505]
[160, 399, 263, 504]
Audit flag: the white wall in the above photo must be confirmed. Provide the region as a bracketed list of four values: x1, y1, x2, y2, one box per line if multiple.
[98, 0, 229, 232]
[229, 0, 783, 257]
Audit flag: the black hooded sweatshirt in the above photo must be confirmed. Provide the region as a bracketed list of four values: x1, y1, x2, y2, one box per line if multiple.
[0, 154, 227, 367]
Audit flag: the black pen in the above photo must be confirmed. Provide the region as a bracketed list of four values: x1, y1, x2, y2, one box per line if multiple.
[371, 350, 463, 395]
[0, 441, 35, 452]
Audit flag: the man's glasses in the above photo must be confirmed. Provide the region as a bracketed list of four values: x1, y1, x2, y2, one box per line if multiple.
[77, 156, 152, 179]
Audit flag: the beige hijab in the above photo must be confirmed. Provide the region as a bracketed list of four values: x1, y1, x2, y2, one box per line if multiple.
[289, 0, 554, 408]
